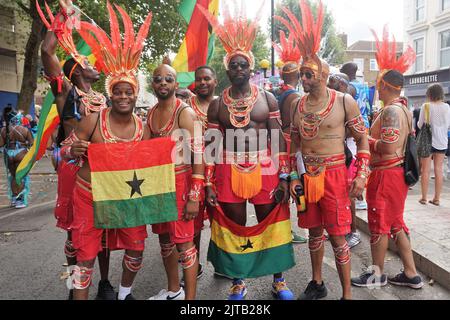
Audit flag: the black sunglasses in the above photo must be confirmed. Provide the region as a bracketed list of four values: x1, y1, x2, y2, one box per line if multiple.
[300, 71, 314, 80]
[152, 75, 176, 84]
[229, 61, 250, 70]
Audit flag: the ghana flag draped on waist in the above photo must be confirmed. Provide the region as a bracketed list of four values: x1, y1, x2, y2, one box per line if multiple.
[88, 138, 178, 229]
[208, 204, 296, 279]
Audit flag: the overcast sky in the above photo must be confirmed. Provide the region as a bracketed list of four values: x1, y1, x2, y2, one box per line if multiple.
[245, 0, 405, 46]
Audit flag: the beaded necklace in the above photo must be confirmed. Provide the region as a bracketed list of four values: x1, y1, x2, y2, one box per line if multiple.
[147, 98, 182, 137]
[190, 96, 208, 130]
[100, 108, 143, 143]
[74, 86, 107, 116]
[223, 84, 259, 128]
[298, 89, 337, 140]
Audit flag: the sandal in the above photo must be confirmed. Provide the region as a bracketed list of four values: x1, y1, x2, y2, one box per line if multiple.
[419, 199, 427, 205]
[429, 200, 440, 206]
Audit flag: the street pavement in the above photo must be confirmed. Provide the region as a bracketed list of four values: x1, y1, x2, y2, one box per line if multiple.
[1, 156, 450, 300]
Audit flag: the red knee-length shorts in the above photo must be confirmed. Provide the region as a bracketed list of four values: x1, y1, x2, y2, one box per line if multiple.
[71, 178, 147, 262]
[54, 161, 79, 231]
[298, 165, 352, 236]
[366, 167, 409, 237]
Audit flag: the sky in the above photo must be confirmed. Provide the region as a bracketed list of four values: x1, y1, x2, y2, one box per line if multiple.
[246, 0, 405, 46]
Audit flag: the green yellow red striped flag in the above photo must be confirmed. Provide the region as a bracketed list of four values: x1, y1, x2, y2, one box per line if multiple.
[207, 204, 296, 279]
[15, 40, 95, 184]
[173, 0, 219, 88]
[88, 138, 178, 229]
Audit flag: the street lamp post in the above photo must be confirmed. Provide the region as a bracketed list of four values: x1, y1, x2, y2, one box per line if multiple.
[271, 0, 275, 77]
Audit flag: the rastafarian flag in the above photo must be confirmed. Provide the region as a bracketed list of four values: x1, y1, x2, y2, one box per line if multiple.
[208, 204, 296, 279]
[88, 138, 178, 229]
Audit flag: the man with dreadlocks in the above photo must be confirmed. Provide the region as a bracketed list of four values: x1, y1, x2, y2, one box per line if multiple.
[198, 1, 295, 301]
[0, 110, 33, 209]
[39, 0, 113, 300]
[279, 0, 370, 300]
[351, 26, 423, 290]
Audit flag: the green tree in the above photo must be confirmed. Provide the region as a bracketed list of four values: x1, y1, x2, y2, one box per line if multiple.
[210, 27, 270, 93]
[273, 0, 345, 65]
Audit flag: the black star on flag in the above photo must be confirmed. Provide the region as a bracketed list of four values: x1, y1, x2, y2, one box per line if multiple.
[126, 171, 145, 198]
[240, 239, 254, 252]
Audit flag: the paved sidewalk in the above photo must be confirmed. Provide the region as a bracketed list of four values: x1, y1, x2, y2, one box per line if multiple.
[356, 172, 450, 290]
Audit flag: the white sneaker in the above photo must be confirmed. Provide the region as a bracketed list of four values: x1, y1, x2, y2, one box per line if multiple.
[15, 200, 27, 209]
[148, 288, 185, 300]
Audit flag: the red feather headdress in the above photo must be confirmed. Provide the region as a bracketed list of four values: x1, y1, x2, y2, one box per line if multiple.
[78, 1, 152, 96]
[36, 0, 88, 70]
[275, 0, 324, 78]
[273, 31, 302, 72]
[197, 0, 264, 70]
[371, 25, 416, 90]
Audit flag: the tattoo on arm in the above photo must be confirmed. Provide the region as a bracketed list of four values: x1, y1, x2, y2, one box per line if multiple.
[381, 107, 401, 144]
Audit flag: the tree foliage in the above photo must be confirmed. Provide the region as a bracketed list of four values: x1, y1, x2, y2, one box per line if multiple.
[273, 0, 345, 65]
[209, 27, 270, 93]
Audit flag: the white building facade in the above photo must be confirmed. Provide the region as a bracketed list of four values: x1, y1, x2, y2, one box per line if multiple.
[403, 0, 450, 105]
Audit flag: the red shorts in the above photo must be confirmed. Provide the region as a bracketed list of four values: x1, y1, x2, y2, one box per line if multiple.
[152, 170, 195, 244]
[367, 167, 409, 237]
[71, 181, 147, 262]
[299, 165, 352, 236]
[54, 161, 79, 231]
[215, 163, 278, 205]
[346, 158, 357, 188]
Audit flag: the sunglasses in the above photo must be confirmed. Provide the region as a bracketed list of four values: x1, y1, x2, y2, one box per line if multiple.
[229, 61, 250, 70]
[152, 75, 176, 84]
[300, 71, 314, 80]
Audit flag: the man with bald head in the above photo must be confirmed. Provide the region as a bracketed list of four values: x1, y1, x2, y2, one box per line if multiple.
[290, 58, 370, 300]
[147, 64, 203, 300]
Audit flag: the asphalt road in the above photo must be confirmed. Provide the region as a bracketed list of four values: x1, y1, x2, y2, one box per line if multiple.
[0, 202, 449, 301]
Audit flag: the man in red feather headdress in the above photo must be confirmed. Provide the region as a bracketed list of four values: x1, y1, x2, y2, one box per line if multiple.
[59, 2, 153, 300]
[39, 0, 112, 300]
[351, 26, 423, 290]
[280, 0, 370, 300]
[198, 0, 294, 300]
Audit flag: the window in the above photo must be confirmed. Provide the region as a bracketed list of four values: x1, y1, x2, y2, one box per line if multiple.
[0, 54, 17, 74]
[353, 58, 364, 72]
[440, 30, 450, 69]
[415, 0, 425, 22]
[0, 9, 14, 32]
[442, 0, 450, 11]
[414, 38, 424, 73]
[370, 59, 378, 71]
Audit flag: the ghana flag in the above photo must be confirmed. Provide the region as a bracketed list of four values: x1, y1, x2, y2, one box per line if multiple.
[88, 138, 178, 229]
[173, 0, 219, 88]
[15, 40, 95, 184]
[208, 204, 296, 279]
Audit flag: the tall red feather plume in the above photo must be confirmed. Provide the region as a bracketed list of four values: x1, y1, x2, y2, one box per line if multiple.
[78, 4, 152, 96]
[273, 31, 302, 65]
[197, 0, 264, 69]
[275, 0, 324, 67]
[371, 25, 416, 74]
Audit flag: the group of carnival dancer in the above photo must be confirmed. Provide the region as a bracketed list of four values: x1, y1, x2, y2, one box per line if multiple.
[37, 0, 424, 301]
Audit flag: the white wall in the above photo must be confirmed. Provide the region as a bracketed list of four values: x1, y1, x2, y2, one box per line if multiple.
[404, 0, 450, 74]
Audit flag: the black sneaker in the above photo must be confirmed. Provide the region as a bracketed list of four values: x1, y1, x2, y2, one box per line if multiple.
[180, 263, 204, 287]
[298, 280, 328, 300]
[96, 280, 117, 300]
[351, 271, 387, 288]
[124, 293, 136, 300]
[388, 272, 423, 289]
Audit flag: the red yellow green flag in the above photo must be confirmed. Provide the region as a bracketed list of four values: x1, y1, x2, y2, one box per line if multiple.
[173, 0, 219, 88]
[88, 138, 178, 229]
[207, 204, 296, 279]
[15, 40, 95, 184]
